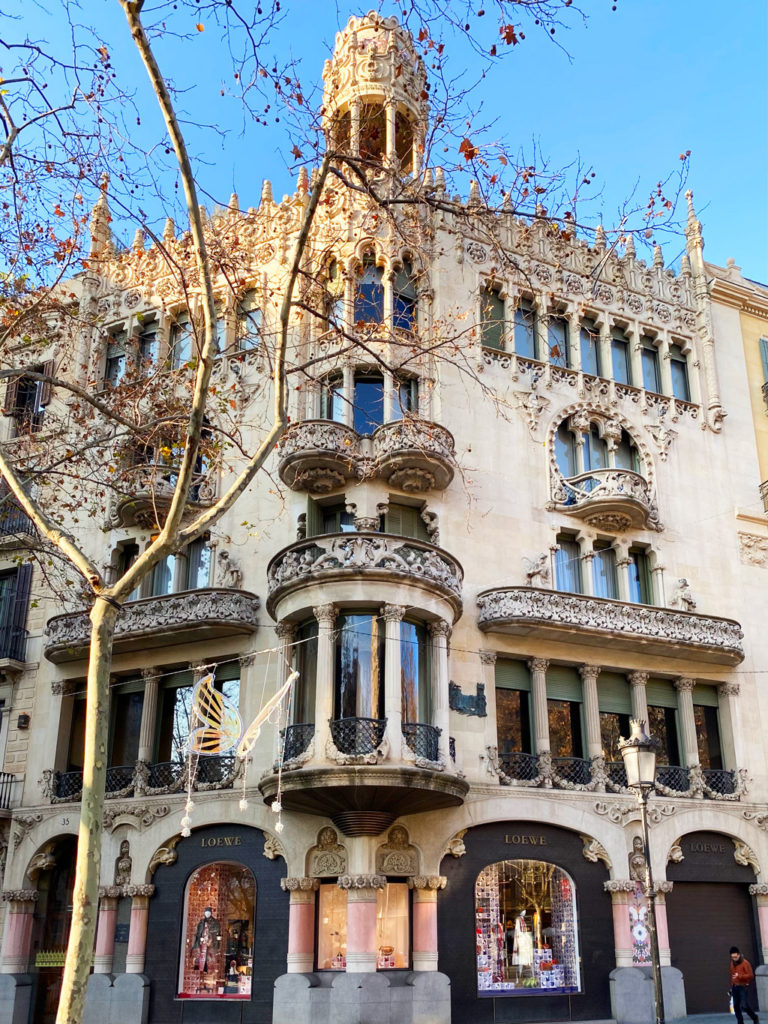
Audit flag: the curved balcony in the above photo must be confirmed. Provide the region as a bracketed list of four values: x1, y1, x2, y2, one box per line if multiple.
[267, 532, 463, 618]
[477, 587, 744, 665]
[44, 588, 260, 663]
[110, 464, 215, 527]
[551, 467, 661, 531]
[277, 420, 362, 494]
[372, 419, 455, 493]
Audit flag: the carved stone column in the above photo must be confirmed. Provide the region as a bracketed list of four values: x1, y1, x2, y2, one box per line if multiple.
[567, 310, 582, 371]
[339, 875, 385, 973]
[674, 677, 699, 768]
[718, 682, 740, 771]
[628, 671, 649, 724]
[655, 883, 673, 966]
[276, 621, 297, 685]
[0, 890, 38, 973]
[281, 878, 320, 973]
[429, 620, 451, 764]
[341, 364, 354, 429]
[580, 665, 602, 759]
[750, 885, 768, 965]
[480, 652, 498, 753]
[657, 336, 673, 396]
[313, 604, 337, 764]
[382, 605, 406, 761]
[124, 884, 155, 974]
[385, 103, 396, 168]
[350, 99, 361, 158]
[137, 668, 161, 764]
[410, 876, 447, 971]
[604, 881, 635, 967]
[528, 658, 550, 755]
[94, 886, 121, 974]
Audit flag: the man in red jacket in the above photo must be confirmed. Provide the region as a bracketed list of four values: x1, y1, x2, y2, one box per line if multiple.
[730, 946, 759, 1024]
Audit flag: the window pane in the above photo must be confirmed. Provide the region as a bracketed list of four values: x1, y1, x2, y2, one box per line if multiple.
[110, 690, 144, 765]
[151, 554, 175, 596]
[555, 425, 576, 478]
[157, 682, 195, 762]
[547, 699, 582, 757]
[481, 288, 505, 350]
[376, 883, 409, 969]
[318, 884, 347, 970]
[593, 547, 618, 600]
[187, 539, 211, 590]
[353, 376, 385, 433]
[496, 688, 531, 754]
[179, 863, 255, 998]
[293, 621, 318, 724]
[694, 705, 723, 770]
[627, 550, 651, 604]
[611, 336, 630, 384]
[172, 318, 193, 368]
[391, 379, 418, 421]
[547, 318, 569, 368]
[670, 346, 690, 400]
[600, 711, 630, 762]
[320, 377, 344, 422]
[614, 430, 639, 472]
[400, 621, 431, 723]
[138, 326, 158, 370]
[580, 320, 600, 376]
[475, 860, 581, 995]
[555, 540, 581, 593]
[394, 262, 417, 331]
[354, 261, 384, 324]
[514, 303, 535, 359]
[237, 291, 261, 350]
[647, 705, 679, 765]
[641, 343, 660, 393]
[583, 427, 608, 472]
[335, 613, 385, 719]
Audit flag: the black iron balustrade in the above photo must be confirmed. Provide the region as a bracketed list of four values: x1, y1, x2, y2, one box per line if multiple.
[499, 750, 540, 782]
[0, 771, 18, 810]
[0, 506, 36, 538]
[656, 764, 690, 792]
[196, 755, 237, 786]
[330, 717, 386, 756]
[55, 770, 84, 801]
[0, 627, 27, 663]
[281, 723, 315, 761]
[449, 736, 456, 762]
[606, 761, 628, 788]
[105, 765, 135, 793]
[703, 768, 736, 795]
[147, 760, 186, 789]
[403, 722, 440, 762]
[552, 756, 592, 786]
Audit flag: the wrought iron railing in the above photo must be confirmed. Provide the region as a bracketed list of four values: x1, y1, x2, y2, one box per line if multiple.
[105, 765, 135, 793]
[403, 722, 440, 762]
[55, 770, 84, 801]
[703, 768, 736, 795]
[329, 717, 386, 756]
[147, 760, 186, 789]
[552, 756, 592, 786]
[656, 764, 690, 793]
[0, 771, 19, 810]
[196, 755, 237, 785]
[281, 723, 315, 761]
[499, 751, 540, 782]
[605, 761, 628, 789]
[0, 505, 36, 538]
[0, 627, 26, 662]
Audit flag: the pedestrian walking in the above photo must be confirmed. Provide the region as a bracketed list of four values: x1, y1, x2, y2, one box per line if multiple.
[730, 946, 759, 1024]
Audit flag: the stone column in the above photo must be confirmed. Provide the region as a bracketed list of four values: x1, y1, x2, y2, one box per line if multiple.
[350, 99, 361, 158]
[657, 336, 673, 396]
[313, 604, 337, 763]
[410, 876, 446, 972]
[340, 875, 384, 973]
[281, 878, 319, 973]
[480, 651, 498, 754]
[615, 547, 632, 603]
[137, 668, 160, 763]
[385, 103, 396, 168]
[568, 310, 582, 370]
[430, 620, 451, 765]
[276, 622, 298, 736]
[718, 682, 740, 771]
[528, 658, 550, 755]
[94, 887, 120, 974]
[382, 605, 406, 761]
[627, 323, 643, 392]
[579, 665, 602, 759]
[750, 885, 768, 965]
[0, 890, 38, 973]
[674, 677, 699, 768]
[604, 881, 635, 967]
[628, 671, 649, 724]
[655, 883, 673, 967]
[341, 363, 354, 428]
[124, 884, 154, 974]
[579, 540, 596, 597]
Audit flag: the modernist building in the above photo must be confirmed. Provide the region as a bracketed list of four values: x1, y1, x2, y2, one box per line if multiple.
[1, 12, 767, 1024]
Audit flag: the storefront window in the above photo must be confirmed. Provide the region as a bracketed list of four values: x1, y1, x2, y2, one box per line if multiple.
[475, 860, 581, 996]
[376, 883, 409, 968]
[178, 862, 255, 999]
[317, 884, 347, 970]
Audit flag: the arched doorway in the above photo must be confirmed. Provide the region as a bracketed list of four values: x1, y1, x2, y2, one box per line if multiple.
[667, 831, 758, 1014]
[31, 835, 77, 1024]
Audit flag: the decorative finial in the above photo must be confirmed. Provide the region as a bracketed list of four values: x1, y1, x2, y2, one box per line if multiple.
[624, 233, 636, 258]
[163, 217, 176, 243]
[594, 224, 606, 251]
[132, 228, 145, 252]
[261, 179, 273, 204]
[434, 167, 446, 195]
[469, 179, 481, 206]
[653, 243, 664, 268]
[297, 167, 309, 194]
[422, 167, 433, 189]
[89, 176, 112, 258]
[229, 193, 240, 212]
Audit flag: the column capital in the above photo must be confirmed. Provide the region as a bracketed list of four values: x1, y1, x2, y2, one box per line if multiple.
[281, 877, 320, 892]
[674, 677, 696, 692]
[579, 664, 601, 683]
[189, 662, 208, 681]
[98, 886, 122, 901]
[718, 682, 740, 698]
[408, 875, 447, 891]
[628, 671, 648, 688]
[429, 619, 451, 640]
[124, 884, 155, 904]
[479, 650, 497, 666]
[337, 874, 385, 893]
[313, 603, 337, 625]
[1, 889, 38, 904]
[140, 667, 161, 685]
[528, 658, 549, 674]
[276, 621, 296, 641]
[381, 604, 406, 623]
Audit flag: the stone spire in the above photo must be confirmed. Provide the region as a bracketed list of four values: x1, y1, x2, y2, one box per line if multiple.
[89, 174, 112, 259]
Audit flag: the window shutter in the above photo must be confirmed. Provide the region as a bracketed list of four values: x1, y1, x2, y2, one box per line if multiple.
[39, 359, 54, 407]
[306, 499, 322, 538]
[645, 677, 678, 708]
[546, 666, 582, 702]
[495, 658, 531, 692]
[597, 672, 632, 714]
[760, 338, 768, 383]
[3, 374, 20, 416]
[11, 562, 32, 638]
[384, 506, 403, 535]
[693, 684, 719, 708]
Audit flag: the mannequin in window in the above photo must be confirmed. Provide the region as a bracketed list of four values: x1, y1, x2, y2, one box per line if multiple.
[512, 909, 534, 975]
[192, 907, 221, 977]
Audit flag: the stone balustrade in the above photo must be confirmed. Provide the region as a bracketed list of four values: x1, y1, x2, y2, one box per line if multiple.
[551, 467, 662, 531]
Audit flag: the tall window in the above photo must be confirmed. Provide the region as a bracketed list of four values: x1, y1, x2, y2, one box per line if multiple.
[669, 343, 690, 401]
[393, 261, 417, 331]
[138, 321, 159, 371]
[555, 424, 577, 478]
[475, 861, 581, 995]
[481, 285, 505, 351]
[627, 548, 652, 604]
[514, 299, 536, 359]
[171, 315, 193, 368]
[555, 536, 582, 593]
[0, 564, 32, 661]
[352, 374, 385, 433]
[324, 261, 345, 327]
[495, 660, 532, 755]
[391, 378, 418, 421]
[149, 536, 211, 596]
[334, 612, 385, 720]
[354, 256, 384, 325]
[547, 701, 583, 758]
[379, 503, 430, 541]
[592, 543, 618, 599]
[105, 329, 128, 386]
[597, 671, 632, 762]
[395, 110, 414, 173]
[109, 685, 144, 768]
[317, 883, 348, 970]
[3, 363, 51, 435]
[320, 374, 344, 422]
[610, 328, 631, 385]
[646, 678, 680, 766]
[156, 669, 240, 765]
[580, 318, 601, 376]
[400, 620, 431, 724]
[693, 695, 723, 770]
[292, 620, 318, 725]
[640, 337, 661, 393]
[359, 104, 386, 164]
[236, 290, 261, 351]
[614, 429, 640, 473]
[547, 315, 569, 368]
[317, 501, 356, 535]
[582, 426, 608, 472]
[317, 881, 410, 971]
[179, 862, 255, 998]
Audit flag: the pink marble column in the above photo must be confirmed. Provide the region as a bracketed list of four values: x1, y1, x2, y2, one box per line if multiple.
[94, 887, 120, 974]
[125, 884, 154, 974]
[411, 877, 445, 971]
[751, 887, 768, 962]
[281, 878, 319, 973]
[605, 882, 635, 967]
[0, 890, 38, 974]
[342, 876, 383, 973]
[655, 887, 672, 967]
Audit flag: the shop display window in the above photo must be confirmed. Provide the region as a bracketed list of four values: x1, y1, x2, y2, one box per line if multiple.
[317, 883, 347, 970]
[376, 883, 409, 968]
[475, 859, 581, 996]
[178, 862, 255, 999]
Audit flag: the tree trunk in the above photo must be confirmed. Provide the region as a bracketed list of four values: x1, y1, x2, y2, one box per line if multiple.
[56, 596, 119, 1024]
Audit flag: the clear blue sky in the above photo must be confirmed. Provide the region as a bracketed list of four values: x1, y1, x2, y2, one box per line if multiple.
[13, 1, 768, 280]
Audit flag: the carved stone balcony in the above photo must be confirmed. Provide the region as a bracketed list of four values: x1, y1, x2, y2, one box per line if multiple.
[372, 419, 455, 493]
[110, 464, 216, 528]
[276, 417, 455, 495]
[267, 533, 463, 617]
[477, 587, 744, 665]
[277, 420, 362, 494]
[551, 467, 661, 532]
[44, 588, 260, 663]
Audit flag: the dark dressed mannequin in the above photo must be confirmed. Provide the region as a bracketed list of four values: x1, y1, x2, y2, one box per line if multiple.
[192, 907, 222, 974]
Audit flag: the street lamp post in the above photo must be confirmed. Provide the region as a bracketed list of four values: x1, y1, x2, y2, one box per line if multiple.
[619, 719, 665, 1024]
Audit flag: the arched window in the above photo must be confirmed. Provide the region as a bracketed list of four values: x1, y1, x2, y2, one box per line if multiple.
[354, 256, 384, 325]
[395, 110, 414, 173]
[615, 429, 641, 473]
[582, 425, 607, 472]
[393, 260, 417, 331]
[179, 862, 255, 999]
[475, 859, 581, 996]
[359, 103, 386, 163]
[324, 260, 345, 326]
[554, 424, 577, 478]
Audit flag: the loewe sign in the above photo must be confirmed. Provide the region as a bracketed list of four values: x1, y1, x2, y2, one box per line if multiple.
[201, 836, 243, 848]
[504, 835, 548, 847]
